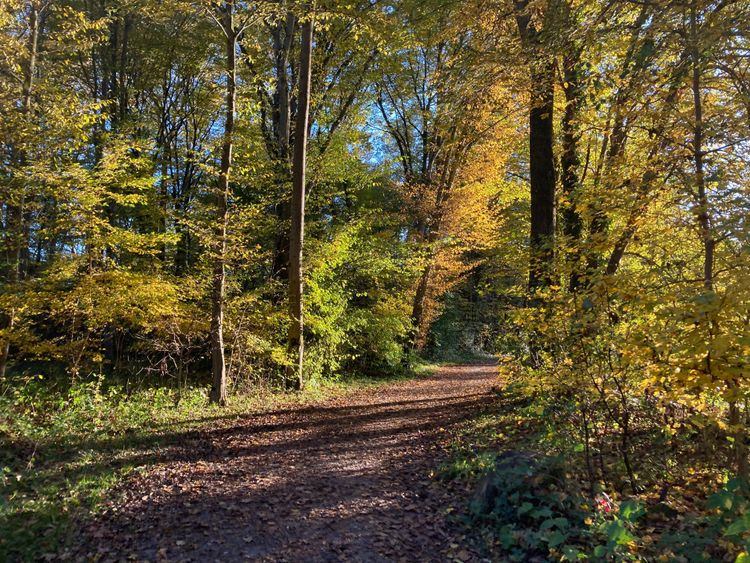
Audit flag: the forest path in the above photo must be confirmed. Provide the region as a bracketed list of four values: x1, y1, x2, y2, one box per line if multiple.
[73, 362, 498, 562]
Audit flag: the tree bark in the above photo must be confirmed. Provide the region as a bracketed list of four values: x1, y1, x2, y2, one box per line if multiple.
[209, 3, 237, 406]
[561, 51, 583, 292]
[515, 1, 556, 291]
[690, 11, 713, 295]
[527, 61, 556, 291]
[270, 14, 296, 283]
[286, 5, 314, 390]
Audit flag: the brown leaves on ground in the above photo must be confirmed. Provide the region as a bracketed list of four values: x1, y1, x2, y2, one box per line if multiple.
[67, 363, 499, 562]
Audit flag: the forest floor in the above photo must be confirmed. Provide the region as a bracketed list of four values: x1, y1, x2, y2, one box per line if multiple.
[66, 362, 500, 562]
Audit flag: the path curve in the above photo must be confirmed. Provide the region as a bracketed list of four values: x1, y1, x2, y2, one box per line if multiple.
[72, 363, 498, 562]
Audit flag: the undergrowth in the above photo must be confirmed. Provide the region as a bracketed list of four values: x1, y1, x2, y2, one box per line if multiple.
[441, 376, 750, 562]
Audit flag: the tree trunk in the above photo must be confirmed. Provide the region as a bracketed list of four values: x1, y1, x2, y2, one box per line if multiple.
[209, 4, 237, 406]
[584, 7, 651, 281]
[561, 51, 583, 292]
[515, 1, 556, 291]
[689, 2, 744, 478]
[528, 61, 556, 290]
[690, 12, 712, 295]
[270, 13, 296, 284]
[286, 5, 314, 391]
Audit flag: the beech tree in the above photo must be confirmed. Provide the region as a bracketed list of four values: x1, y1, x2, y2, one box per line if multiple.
[513, 0, 556, 291]
[207, 0, 241, 405]
[0, 1, 47, 378]
[286, 3, 314, 390]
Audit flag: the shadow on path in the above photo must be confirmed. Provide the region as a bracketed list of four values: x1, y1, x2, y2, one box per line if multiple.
[70, 362, 499, 562]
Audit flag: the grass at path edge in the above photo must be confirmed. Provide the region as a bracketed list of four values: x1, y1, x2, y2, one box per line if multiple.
[1, 362, 439, 561]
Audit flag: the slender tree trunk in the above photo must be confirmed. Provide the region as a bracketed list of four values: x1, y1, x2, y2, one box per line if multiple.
[688, 2, 745, 478]
[159, 157, 169, 263]
[209, 4, 237, 405]
[691, 24, 712, 295]
[286, 5, 314, 390]
[584, 7, 651, 282]
[603, 82, 682, 277]
[271, 13, 296, 283]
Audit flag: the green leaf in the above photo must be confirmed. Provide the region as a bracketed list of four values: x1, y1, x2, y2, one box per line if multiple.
[727, 478, 746, 493]
[604, 521, 634, 545]
[619, 500, 644, 521]
[593, 545, 607, 558]
[708, 490, 733, 511]
[554, 517, 570, 529]
[531, 506, 554, 519]
[561, 546, 583, 561]
[725, 517, 750, 537]
[499, 525, 516, 549]
[517, 501, 533, 516]
[547, 530, 567, 548]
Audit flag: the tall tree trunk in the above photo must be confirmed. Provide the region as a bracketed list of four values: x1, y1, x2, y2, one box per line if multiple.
[585, 6, 652, 281]
[561, 51, 583, 292]
[527, 60, 556, 290]
[515, 1, 556, 291]
[270, 13, 296, 284]
[209, 4, 237, 405]
[159, 157, 169, 263]
[603, 78, 683, 278]
[1, 2, 40, 379]
[286, 5, 314, 390]
[691, 27, 712, 295]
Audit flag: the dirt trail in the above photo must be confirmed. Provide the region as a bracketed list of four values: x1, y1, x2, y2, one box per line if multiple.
[72, 363, 498, 562]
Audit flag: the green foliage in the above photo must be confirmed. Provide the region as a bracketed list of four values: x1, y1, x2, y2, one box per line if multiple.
[304, 217, 420, 380]
[462, 446, 646, 560]
[442, 384, 750, 561]
[2, 0, 749, 559]
[0, 375, 210, 560]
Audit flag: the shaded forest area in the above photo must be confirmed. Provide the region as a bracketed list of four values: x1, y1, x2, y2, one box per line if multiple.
[2, 0, 750, 560]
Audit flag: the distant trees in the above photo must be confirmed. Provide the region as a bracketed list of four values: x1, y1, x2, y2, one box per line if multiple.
[375, 4, 510, 349]
[0, 0, 424, 393]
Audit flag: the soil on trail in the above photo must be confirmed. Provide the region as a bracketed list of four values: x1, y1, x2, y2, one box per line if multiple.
[71, 362, 499, 562]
